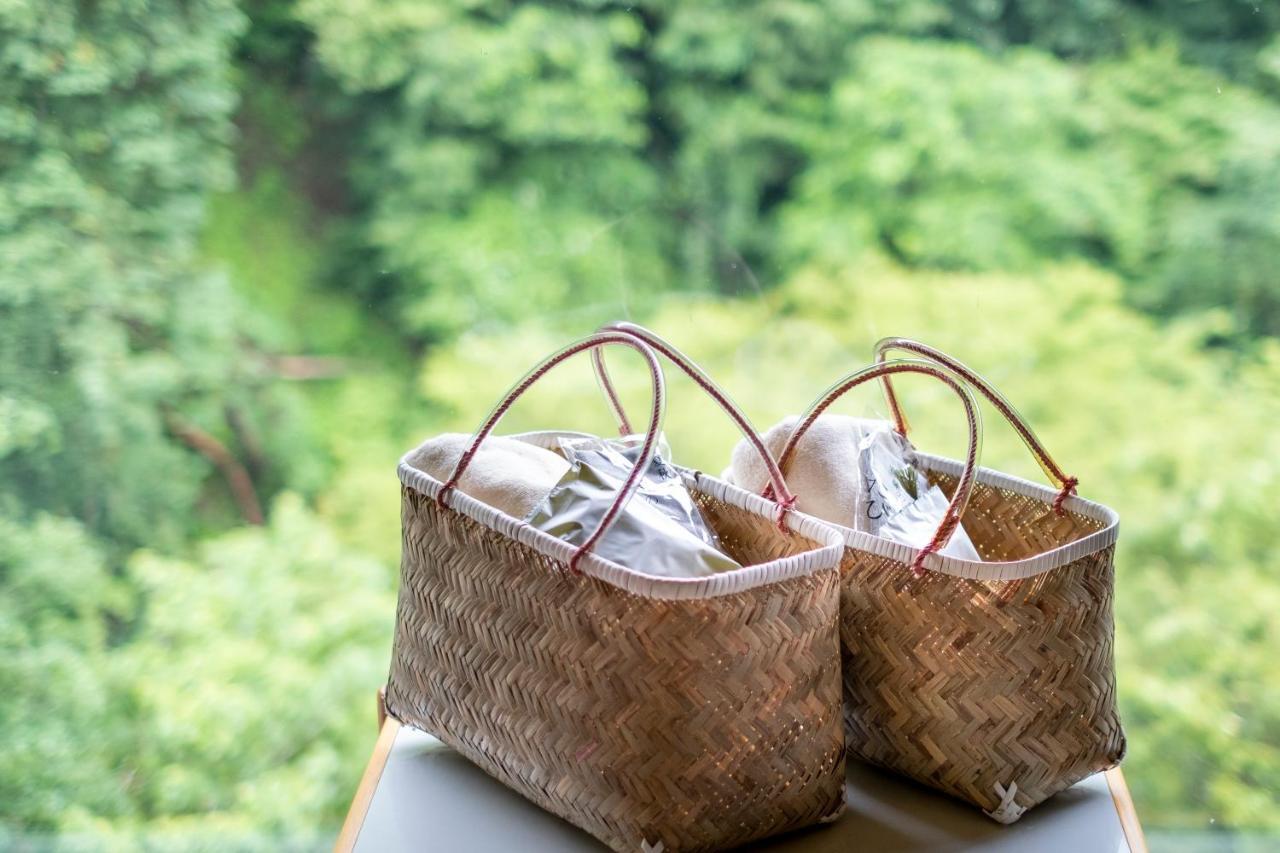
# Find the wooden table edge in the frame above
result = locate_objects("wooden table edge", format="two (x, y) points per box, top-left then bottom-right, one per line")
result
(334, 715), (401, 853)
(1104, 767), (1148, 853)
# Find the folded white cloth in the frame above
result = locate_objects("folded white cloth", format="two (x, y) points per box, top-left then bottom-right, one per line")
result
(404, 433), (569, 520)
(724, 415), (884, 530)
(726, 415), (982, 560)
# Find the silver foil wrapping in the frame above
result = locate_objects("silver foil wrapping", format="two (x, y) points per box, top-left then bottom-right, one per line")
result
(525, 435), (740, 578)
(858, 427), (982, 560)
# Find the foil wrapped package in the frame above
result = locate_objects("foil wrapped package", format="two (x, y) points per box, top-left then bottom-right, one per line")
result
(525, 435), (741, 578)
(858, 427), (983, 561)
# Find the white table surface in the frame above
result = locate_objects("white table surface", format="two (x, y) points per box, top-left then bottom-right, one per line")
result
(338, 718), (1146, 852)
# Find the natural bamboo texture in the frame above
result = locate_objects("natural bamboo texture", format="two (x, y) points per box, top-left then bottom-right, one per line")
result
(386, 484), (847, 853)
(839, 469), (1125, 821)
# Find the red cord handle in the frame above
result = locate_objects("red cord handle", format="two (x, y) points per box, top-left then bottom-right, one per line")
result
(591, 321), (798, 529)
(438, 332), (666, 574)
(873, 338), (1077, 514)
(776, 359), (984, 575)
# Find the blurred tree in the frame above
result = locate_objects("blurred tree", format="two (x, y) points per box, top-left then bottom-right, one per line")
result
(296, 0), (670, 341)
(0, 512), (133, 830)
(101, 494), (392, 843)
(0, 495), (392, 844)
(0, 1), (346, 839)
(291, 1), (1280, 342)
(1134, 155), (1280, 342)
(781, 40), (1280, 338)
(0, 0), (314, 548)
(868, 0), (1280, 75)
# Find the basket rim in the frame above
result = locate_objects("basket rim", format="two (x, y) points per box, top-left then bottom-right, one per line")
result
(397, 432), (845, 601)
(799, 451), (1120, 581)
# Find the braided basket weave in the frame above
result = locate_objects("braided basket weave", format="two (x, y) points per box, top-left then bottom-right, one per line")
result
(784, 339), (1125, 822)
(835, 454), (1123, 822)
(385, 333), (848, 852)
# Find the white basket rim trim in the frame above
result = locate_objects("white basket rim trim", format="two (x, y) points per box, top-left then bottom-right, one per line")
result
(398, 433), (844, 601)
(809, 451), (1119, 581)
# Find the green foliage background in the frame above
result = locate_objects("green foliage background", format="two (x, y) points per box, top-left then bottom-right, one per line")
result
(2, 0), (1278, 848)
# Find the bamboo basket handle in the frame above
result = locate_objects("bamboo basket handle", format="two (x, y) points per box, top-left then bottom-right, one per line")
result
(874, 337), (1078, 513)
(778, 359), (984, 575)
(590, 321), (797, 529)
(438, 332), (666, 574)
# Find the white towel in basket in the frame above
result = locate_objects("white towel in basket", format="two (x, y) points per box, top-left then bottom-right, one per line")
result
(405, 433), (569, 520)
(726, 415), (981, 560)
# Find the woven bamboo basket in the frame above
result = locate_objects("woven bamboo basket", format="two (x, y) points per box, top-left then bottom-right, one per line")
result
(776, 338), (1126, 823)
(384, 332), (849, 853)
(592, 326), (1125, 824)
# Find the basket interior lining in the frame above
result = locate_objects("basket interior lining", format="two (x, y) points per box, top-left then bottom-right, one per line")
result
(691, 488), (826, 569)
(928, 471), (1107, 562)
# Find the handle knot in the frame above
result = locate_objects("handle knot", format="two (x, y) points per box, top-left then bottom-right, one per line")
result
(774, 493), (798, 532)
(910, 541), (938, 577)
(1052, 476), (1078, 516)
